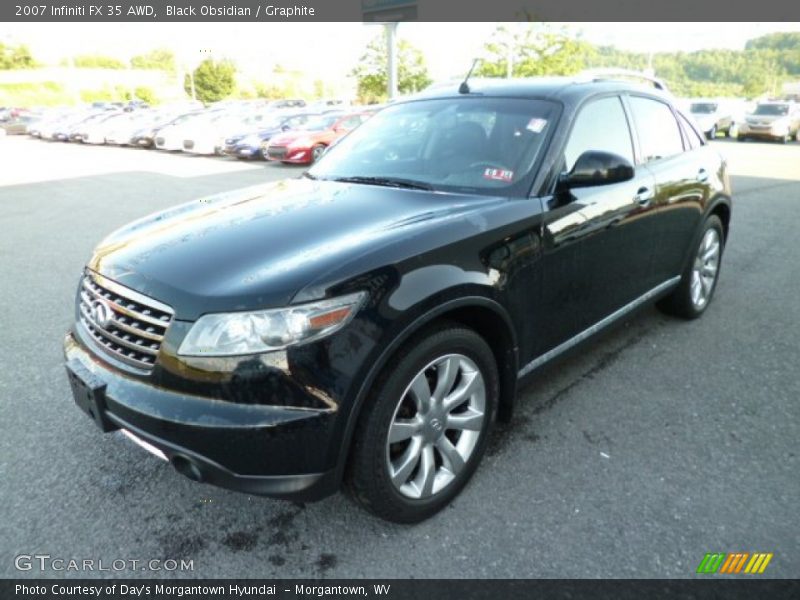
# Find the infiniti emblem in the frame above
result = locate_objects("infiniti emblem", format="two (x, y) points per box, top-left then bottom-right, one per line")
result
(430, 418), (444, 433)
(91, 300), (113, 328)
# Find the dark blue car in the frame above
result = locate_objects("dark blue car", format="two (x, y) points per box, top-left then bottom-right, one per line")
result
(223, 112), (313, 159)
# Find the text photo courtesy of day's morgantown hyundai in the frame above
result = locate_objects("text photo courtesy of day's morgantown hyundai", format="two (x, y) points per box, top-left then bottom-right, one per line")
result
(1, 2), (799, 597)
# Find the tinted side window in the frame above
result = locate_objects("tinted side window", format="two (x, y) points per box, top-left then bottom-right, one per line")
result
(629, 97), (684, 162)
(677, 112), (704, 149)
(564, 96), (633, 172)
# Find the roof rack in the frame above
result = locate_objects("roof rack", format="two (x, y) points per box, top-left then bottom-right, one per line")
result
(578, 68), (670, 92)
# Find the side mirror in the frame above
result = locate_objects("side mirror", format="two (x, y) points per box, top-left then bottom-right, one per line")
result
(560, 150), (635, 189)
(281, 124), (290, 131)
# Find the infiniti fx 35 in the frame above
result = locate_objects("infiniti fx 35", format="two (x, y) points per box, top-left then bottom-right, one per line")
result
(65, 77), (731, 523)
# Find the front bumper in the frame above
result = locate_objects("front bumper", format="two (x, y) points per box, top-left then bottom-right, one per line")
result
(266, 146), (312, 164)
(738, 123), (790, 140)
(63, 331), (340, 501)
(183, 139), (222, 155)
(229, 144), (260, 158)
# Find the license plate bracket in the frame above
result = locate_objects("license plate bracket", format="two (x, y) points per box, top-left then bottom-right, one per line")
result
(66, 358), (116, 432)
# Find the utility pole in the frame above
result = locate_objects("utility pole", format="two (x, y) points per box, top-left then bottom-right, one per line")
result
(506, 31), (514, 79)
(386, 22), (398, 100)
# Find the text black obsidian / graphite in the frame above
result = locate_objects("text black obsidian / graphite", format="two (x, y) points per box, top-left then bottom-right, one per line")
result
(164, 5), (316, 17)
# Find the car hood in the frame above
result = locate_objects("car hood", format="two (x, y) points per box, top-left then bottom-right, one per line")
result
(270, 130), (326, 146)
(88, 178), (505, 320)
(228, 127), (281, 143)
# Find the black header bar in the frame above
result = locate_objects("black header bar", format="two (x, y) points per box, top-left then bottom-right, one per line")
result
(3, 579), (800, 600)
(4, 0), (800, 22)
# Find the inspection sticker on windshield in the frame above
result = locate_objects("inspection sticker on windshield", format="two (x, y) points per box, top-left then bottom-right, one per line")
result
(483, 168), (514, 182)
(526, 118), (548, 133)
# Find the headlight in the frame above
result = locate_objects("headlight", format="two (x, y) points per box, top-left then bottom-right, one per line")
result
(178, 291), (366, 356)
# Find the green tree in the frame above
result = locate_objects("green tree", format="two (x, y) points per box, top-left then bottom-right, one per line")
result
(130, 48), (176, 72)
(0, 43), (36, 69)
(351, 34), (432, 103)
(184, 58), (236, 103)
(475, 24), (596, 78)
(133, 86), (157, 104)
(73, 54), (127, 69)
(745, 32), (800, 52)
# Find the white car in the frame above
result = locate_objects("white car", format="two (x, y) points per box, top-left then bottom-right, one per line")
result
(82, 112), (128, 145)
(154, 111), (214, 151)
(738, 101), (800, 143)
(105, 111), (163, 145)
(687, 98), (744, 139)
(182, 110), (280, 155)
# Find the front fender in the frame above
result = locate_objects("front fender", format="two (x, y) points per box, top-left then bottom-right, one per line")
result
(332, 289), (519, 487)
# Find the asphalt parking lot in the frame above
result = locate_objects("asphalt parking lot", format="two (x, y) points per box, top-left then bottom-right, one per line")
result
(0, 136), (798, 579)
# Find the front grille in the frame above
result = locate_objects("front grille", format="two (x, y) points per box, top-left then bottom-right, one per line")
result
(78, 271), (174, 372)
(268, 146), (288, 160)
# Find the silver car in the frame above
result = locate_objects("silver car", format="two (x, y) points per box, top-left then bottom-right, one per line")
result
(738, 101), (800, 143)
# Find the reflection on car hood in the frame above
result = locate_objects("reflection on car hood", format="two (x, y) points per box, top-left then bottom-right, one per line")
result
(88, 178), (504, 320)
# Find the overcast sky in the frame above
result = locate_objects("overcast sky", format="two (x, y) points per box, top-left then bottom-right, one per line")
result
(3, 22), (800, 82)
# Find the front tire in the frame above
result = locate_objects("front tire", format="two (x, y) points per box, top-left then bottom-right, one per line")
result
(657, 215), (724, 319)
(346, 324), (498, 523)
(310, 144), (326, 163)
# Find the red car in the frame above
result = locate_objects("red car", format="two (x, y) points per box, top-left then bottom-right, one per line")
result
(265, 111), (373, 164)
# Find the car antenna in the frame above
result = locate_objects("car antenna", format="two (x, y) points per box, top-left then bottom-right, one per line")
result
(459, 58), (480, 94)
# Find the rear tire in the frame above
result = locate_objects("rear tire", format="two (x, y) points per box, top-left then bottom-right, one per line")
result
(346, 323), (498, 523)
(657, 215), (725, 320)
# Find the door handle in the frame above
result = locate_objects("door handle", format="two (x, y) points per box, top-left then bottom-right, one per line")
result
(697, 168), (709, 183)
(634, 186), (653, 206)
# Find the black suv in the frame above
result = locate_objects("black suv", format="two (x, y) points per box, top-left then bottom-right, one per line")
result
(65, 77), (731, 523)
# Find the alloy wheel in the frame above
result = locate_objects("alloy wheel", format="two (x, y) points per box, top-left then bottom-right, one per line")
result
(386, 354), (486, 500)
(690, 228), (721, 309)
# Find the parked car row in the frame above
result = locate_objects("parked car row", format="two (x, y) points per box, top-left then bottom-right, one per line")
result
(681, 97), (800, 143)
(10, 97), (375, 165)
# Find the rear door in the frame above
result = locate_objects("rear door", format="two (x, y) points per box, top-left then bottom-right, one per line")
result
(626, 95), (712, 282)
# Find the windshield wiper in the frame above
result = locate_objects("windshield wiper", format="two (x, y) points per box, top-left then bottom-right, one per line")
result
(330, 176), (434, 191)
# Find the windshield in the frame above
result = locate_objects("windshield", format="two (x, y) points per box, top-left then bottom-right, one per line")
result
(300, 114), (341, 131)
(690, 103), (718, 114)
(309, 97), (558, 197)
(753, 104), (790, 116)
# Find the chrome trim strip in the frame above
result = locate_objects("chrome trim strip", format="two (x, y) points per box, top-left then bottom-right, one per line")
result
(79, 290), (164, 341)
(81, 281), (170, 328)
(120, 429), (168, 462)
(78, 307), (158, 356)
(77, 319), (154, 372)
(517, 276), (681, 379)
(86, 270), (174, 315)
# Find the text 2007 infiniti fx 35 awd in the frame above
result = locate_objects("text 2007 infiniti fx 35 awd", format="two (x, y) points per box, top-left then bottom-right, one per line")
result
(64, 77), (731, 523)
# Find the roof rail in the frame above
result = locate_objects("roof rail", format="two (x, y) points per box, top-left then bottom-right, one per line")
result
(579, 68), (670, 92)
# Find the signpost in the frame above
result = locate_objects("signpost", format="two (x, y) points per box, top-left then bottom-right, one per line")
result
(361, 0), (417, 21)
(362, 1), (416, 100)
